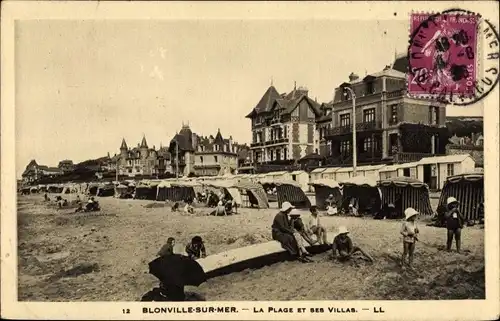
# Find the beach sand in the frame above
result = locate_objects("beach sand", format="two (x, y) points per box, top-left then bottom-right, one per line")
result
(17, 194), (485, 301)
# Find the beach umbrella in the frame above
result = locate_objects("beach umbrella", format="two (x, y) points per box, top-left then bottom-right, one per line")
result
(148, 254), (207, 287)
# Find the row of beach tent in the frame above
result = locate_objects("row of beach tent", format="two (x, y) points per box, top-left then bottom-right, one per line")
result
(19, 171), (484, 220)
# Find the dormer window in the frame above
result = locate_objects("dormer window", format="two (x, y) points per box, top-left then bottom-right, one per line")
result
(366, 81), (374, 95)
(363, 75), (376, 95)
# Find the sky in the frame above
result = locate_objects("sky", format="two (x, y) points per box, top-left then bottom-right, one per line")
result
(15, 19), (483, 178)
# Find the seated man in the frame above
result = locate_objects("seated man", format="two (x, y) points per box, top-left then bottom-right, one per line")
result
(332, 226), (373, 263)
(184, 201), (194, 214)
(171, 202), (180, 212)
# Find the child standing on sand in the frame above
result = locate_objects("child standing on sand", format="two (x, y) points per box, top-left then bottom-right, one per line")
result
(401, 208), (419, 267)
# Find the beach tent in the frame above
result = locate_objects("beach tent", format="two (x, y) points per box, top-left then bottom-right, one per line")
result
(309, 179), (343, 210)
(201, 180), (243, 206)
(274, 180), (311, 209)
(38, 185), (47, 193)
(61, 184), (78, 194)
(29, 186), (39, 194)
(339, 176), (381, 215)
(135, 181), (160, 200)
(156, 180), (199, 202)
(97, 184), (115, 197)
(437, 173), (484, 221)
(378, 177), (433, 218)
(47, 184), (63, 193)
(114, 184), (131, 198)
(87, 183), (100, 196)
(21, 186), (31, 195)
(204, 179), (269, 209)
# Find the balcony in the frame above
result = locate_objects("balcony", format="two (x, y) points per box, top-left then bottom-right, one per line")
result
(250, 142), (264, 148)
(264, 137), (289, 146)
(386, 89), (405, 99)
(269, 118), (282, 126)
(325, 121), (382, 137)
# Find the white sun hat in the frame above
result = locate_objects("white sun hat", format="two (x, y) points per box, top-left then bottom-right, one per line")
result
(338, 226), (349, 235)
(404, 207), (419, 220)
(280, 201), (295, 212)
(447, 197), (459, 205)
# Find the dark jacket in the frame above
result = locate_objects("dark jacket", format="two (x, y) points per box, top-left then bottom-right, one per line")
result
(271, 212), (294, 236)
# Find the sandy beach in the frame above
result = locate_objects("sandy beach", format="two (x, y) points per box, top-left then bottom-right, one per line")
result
(17, 194), (485, 301)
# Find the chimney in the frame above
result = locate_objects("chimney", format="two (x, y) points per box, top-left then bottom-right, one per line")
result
(229, 135), (233, 152)
(348, 72), (359, 82)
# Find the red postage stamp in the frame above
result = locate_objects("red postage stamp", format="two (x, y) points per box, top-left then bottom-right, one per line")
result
(408, 12), (479, 98)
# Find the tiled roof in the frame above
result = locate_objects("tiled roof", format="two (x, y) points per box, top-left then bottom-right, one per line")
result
(246, 86), (282, 117)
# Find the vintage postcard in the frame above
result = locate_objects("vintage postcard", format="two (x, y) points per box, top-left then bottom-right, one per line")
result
(1, 1), (499, 320)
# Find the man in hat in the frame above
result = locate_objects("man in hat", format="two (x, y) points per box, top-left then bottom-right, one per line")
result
(306, 206), (329, 245)
(445, 197), (465, 252)
(400, 208), (420, 267)
(272, 202), (307, 262)
(331, 226), (373, 263)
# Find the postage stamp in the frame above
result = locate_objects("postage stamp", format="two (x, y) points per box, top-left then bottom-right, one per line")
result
(1, 2), (499, 321)
(408, 11), (479, 100)
(408, 8), (499, 105)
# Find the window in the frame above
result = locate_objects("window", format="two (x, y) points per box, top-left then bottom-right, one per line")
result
(128, 168), (132, 173)
(214, 156), (218, 163)
(283, 126), (287, 138)
(200, 156), (203, 163)
(366, 81), (374, 95)
(429, 106), (439, 125)
(363, 108), (375, 123)
(390, 105), (398, 124)
(340, 113), (351, 127)
(340, 140), (351, 154)
(284, 148), (288, 160)
(447, 164), (454, 176)
(363, 137), (374, 152)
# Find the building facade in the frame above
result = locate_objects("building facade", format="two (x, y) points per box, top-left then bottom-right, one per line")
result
(58, 160), (74, 173)
(22, 160), (64, 183)
(317, 55), (448, 167)
(115, 136), (172, 177)
(169, 124), (247, 176)
(245, 84), (322, 172)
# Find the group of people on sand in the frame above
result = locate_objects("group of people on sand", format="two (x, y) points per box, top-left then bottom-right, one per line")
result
(273, 195), (466, 268)
(271, 201), (372, 263)
(171, 191), (237, 216)
(157, 235), (207, 260)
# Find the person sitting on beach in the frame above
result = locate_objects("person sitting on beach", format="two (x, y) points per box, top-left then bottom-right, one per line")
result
(184, 200), (194, 214)
(185, 236), (207, 260)
(325, 194), (337, 216)
(289, 210), (316, 258)
(44, 193), (49, 201)
(215, 201), (227, 216)
(271, 202), (309, 263)
(157, 237), (176, 257)
(306, 206), (329, 245)
(332, 226), (373, 263)
(171, 202), (180, 212)
(401, 208), (419, 267)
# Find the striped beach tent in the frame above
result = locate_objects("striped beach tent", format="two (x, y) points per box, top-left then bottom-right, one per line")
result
(437, 173), (484, 221)
(309, 179), (343, 210)
(274, 180), (311, 209)
(338, 176), (381, 215)
(378, 177), (433, 217)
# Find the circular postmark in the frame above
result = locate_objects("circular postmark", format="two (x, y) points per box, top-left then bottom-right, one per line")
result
(407, 8), (499, 106)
